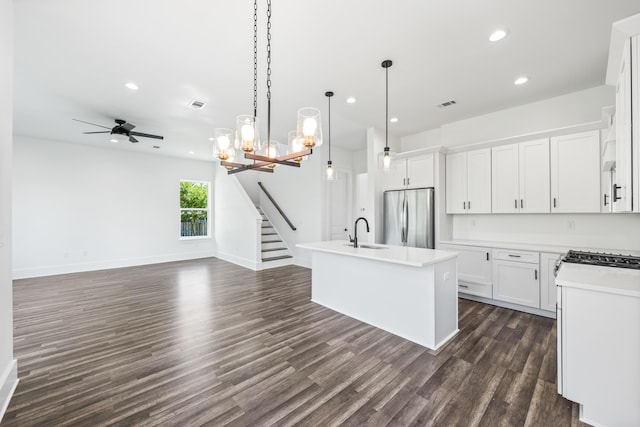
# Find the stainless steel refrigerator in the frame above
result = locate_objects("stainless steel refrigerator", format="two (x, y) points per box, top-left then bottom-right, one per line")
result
(383, 187), (435, 249)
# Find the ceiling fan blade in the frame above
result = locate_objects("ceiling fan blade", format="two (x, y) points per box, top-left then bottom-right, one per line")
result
(129, 136), (139, 143)
(83, 131), (111, 134)
(73, 118), (111, 129)
(121, 122), (136, 132)
(129, 131), (164, 140)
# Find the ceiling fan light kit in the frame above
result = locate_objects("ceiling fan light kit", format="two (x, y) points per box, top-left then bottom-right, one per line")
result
(214, 0), (318, 175)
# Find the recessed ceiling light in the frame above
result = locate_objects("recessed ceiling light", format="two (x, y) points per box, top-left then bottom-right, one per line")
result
(489, 29), (507, 42)
(346, 97), (356, 104)
(208, 137), (215, 141)
(188, 151), (195, 155)
(390, 117), (399, 123)
(514, 76), (529, 85)
(109, 138), (118, 143)
(125, 82), (139, 90)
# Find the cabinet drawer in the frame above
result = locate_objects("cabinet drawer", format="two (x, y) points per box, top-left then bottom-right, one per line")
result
(458, 280), (492, 298)
(492, 248), (538, 264)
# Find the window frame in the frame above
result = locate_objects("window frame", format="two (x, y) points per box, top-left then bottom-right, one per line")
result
(179, 179), (211, 240)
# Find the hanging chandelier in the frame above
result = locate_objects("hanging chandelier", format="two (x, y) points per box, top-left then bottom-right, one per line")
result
(213, 0), (322, 174)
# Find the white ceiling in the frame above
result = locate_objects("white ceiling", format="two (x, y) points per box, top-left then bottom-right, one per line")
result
(13, 0), (640, 161)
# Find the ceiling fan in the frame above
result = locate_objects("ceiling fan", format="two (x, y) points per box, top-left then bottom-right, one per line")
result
(73, 118), (164, 143)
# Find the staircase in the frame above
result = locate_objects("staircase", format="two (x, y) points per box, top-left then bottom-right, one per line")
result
(258, 207), (294, 268)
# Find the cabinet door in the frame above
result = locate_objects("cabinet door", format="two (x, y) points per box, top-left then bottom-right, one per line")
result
(519, 139), (550, 213)
(440, 244), (492, 298)
(614, 38), (633, 212)
(540, 252), (561, 312)
(550, 130), (600, 213)
(384, 158), (407, 191)
(446, 152), (467, 214)
(492, 259), (540, 308)
(467, 148), (492, 213)
(407, 154), (434, 188)
(633, 36), (640, 212)
(491, 144), (519, 213)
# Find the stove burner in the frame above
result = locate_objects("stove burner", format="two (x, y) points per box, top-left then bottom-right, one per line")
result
(563, 250), (640, 270)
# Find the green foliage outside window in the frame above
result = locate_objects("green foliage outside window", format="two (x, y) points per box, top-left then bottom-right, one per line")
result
(180, 181), (209, 237)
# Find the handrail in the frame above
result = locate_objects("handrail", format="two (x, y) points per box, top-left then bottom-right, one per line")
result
(258, 182), (297, 231)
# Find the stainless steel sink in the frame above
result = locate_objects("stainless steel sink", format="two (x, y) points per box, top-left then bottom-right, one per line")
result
(344, 243), (387, 249)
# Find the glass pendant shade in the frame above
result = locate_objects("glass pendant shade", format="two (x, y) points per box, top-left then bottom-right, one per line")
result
(326, 160), (335, 181)
(213, 128), (235, 161)
(235, 115), (260, 153)
(383, 147), (391, 171)
(260, 140), (280, 168)
(288, 130), (305, 162)
(296, 107), (322, 148)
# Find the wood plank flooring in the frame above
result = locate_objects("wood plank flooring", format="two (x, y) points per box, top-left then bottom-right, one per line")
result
(2, 257), (587, 426)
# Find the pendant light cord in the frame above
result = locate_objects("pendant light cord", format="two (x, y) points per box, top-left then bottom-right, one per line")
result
(385, 64), (388, 149)
(328, 94), (331, 161)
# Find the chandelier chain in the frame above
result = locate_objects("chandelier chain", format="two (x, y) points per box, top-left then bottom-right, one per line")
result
(266, 0), (272, 101)
(253, 0), (258, 117)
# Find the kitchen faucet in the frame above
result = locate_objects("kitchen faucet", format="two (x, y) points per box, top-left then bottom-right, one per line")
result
(351, 217), (370, 248)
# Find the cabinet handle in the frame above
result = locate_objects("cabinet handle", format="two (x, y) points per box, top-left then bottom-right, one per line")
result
(463, 201), (466, 210)
(459, 284), (469, 289)
(614, 185), (622, 201)
(553, 197), (557, 208)
(534, 269), (538, 280)
(407, 178), (410, 185)
(508, 254), (521, 258)
(403, 178), (406, 186)
(515, 199), (518, 209)
(520, 199), (523, 208)
(604, 193), (609, 206)
(486, 252), (489, 261)
(468, 201), (471, 209)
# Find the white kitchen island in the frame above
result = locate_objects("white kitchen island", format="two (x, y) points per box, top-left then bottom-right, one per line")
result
(297, 241), (459, 350)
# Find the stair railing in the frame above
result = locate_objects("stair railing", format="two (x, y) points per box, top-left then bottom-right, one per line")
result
(258, 182), (297, 231)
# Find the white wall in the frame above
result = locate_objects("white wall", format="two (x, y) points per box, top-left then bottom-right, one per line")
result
(214, 167), (262, 269)
(401, 85), (614, 151)
(0, 0), (17, 419)
(13, 137), (216, 278)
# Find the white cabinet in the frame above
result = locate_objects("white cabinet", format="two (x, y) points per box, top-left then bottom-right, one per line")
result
(445, 148), (491, 214)
(439, 243), (492, 298)
(539, 252), (562, 312)
(550, 130), (601, 213)
(613, 35), (640, 212)
(492, 139), (550, 213)
(492, 249), (540, 309)
(384, 154), (434, 190)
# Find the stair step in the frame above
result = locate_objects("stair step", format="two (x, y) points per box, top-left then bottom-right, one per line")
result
(262, 239), (282, 244)
(261, 232), (277, 236)
(261, 225), (273, 228)
(262, 255), (294, 262)
(262, 247), (287, 253)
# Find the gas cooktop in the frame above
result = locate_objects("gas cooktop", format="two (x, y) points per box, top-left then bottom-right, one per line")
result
(563, 250), (640, 270)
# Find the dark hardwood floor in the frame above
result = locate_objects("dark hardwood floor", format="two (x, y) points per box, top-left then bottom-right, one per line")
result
(2, 258), (587, 426)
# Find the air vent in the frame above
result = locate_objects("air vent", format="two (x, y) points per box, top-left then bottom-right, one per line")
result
(436, 100), (457, 108)
(188, 100), (207, 109)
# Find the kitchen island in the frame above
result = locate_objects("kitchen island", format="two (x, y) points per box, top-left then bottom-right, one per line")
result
(297, 240), (459, 350)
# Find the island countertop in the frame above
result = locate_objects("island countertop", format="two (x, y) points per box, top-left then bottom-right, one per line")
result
(297, 240), (457, 267)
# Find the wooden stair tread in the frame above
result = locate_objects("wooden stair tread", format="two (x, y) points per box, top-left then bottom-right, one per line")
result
(262, 255), (293, 262)
(261, 239), (282, 244)
(261, 247), (287, 252)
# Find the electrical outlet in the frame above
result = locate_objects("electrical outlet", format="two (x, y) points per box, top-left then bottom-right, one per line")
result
(443, 272), (450, 281)
(568, 220), (576, 230)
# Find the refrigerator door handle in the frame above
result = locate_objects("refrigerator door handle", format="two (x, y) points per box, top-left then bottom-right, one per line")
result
(401, 197), (406, 243)
(403, 196), (409, 244)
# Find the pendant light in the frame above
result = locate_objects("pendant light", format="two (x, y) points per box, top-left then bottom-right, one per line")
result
(325, 91), (335, 181)
(381, 59), (392, 171)
(213, 0), (318, 174)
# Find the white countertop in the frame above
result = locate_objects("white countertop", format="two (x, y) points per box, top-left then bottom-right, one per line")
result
(439, 239), (640, 256)
(556, 262), (640, 298)
(297, 240), (457, 267)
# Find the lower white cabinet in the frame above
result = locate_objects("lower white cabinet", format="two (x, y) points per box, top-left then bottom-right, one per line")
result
(439, 243), (492, 298)
(492, 249), (540, 309)
(540, 252), (562, 312)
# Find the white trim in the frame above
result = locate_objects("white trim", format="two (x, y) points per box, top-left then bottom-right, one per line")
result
(213, 251), (260, 271)
(458, 293), (556, 318)
(12, 252), (214, 279)
(0, 359), (18, 423)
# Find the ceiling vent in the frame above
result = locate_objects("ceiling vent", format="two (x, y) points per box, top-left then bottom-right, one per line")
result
(188, 100), (207, 109)
(436, 100), (457, 108)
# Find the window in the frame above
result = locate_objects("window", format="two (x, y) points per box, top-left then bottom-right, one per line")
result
(180, 180), (210, 238)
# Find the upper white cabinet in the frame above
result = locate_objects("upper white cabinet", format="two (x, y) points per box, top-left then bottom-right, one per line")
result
(446, 148), (491, 214)
(613, 35), (640, 212)
(550, 130), (601, 213)
(492, 139), (550, 213)
(384, 154), (434, 191)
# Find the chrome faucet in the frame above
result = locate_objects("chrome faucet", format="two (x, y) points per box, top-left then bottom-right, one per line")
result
(352, 217), (370, 248)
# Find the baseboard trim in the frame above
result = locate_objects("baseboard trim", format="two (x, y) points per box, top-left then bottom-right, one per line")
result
(0, 359), (18, 423)
(459, 294), (556, 319)
(12, 251), (214, 279)
(214, 252), (259, 271)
